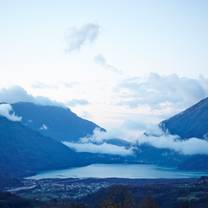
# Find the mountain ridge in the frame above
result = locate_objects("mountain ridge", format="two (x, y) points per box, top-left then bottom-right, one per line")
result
(11, 102), (105, 142)
(160, 97), (208, 139)
(0, 116), (84, 179)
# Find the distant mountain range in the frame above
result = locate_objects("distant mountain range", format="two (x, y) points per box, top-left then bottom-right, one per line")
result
(0, 102), (134, 187)
(12, 102), (105, 142)
(0, 98), (208, 189)
(160, 97), (208, 139)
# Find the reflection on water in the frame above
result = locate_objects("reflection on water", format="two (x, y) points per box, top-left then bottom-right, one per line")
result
(28, 164), (207, 179)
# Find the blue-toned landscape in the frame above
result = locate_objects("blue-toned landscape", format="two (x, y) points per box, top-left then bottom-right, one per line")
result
(1, 1), (208, 208)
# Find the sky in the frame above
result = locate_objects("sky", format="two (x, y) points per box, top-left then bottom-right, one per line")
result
(1, 0), (208, 130)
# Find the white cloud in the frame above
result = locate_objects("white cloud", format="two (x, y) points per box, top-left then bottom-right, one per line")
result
(116, 73), (208, 114)
(67, 99), (89, 107)
(63, 141), (133, 156)
(31, 82), (58, 90)
(77, 125), (208, 156)
(31, 81), (79, 90)
(113, 123), (208, 156)
(63, 125), (208, 156)
(94, 54), (122, 74)
(0, 86), (33, 104)
(138, 133), (208, 155)
(0, 104), (22, 122)
(65, 23), (100, 53)
(0, 86), (62, 106)
(80, 127), (139, 144)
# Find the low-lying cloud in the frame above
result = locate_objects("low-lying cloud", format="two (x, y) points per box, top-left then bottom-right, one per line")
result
(134, 125), (208, 156)
(66, 23), (100, 53)
(62, 127), (134, 156)
(0, 104), (22, 122)
(63, 141), (133, 156)
(80, 127), (140, 144)
(69, 125), (208, 156)
(137, 128), (208, 155)
(134, 124), (208, 156)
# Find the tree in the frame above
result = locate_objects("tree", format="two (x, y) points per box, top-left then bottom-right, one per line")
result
(178, 200), (189, 208)
(139, 196), (159, 208)
(100, 185), (134, 208)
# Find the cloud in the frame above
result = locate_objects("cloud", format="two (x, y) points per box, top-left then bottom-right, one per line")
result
(67, 99), (90, 107)
(77, 125), (208, 156)
(0, 86), (33, 104)
(31, 82), (58, 90)
(94, 54), (122, 74)
(63, 124), (208, 156)
(62, 128), (134, 156)
(80, 111), (92, 119)
(116, 73), (208, 113)
(0, 104), (22, 121)
(65, 23), (100, 53)
(0, 86), (61, 106)
(31, 81), (80, 90)
(80, 127), (142, 145)
(113, 122), (208, 156)
(138, 131), (208, 155)
(62, 82), (80, 88)
(63, 141), (133, 156)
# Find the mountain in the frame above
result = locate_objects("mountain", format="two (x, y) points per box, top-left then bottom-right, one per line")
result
(158, 97), (208, 171)
(134, 143), (185, 167)
(0, 116), (86, 179)
(160, 97), (208, 139)
(134, 142), (208, 171)
(0, 114), (136, 188)
(12, 102), (105, 142)
(178, 155), (208, 171)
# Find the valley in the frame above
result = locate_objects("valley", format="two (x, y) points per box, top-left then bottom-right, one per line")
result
(2, 2), (208, 206)
(0, 99), (208, 207)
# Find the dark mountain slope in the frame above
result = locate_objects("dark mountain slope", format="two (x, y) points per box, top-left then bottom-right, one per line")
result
(12, 102), (105, 142)
(178, 155), (208, 171)
(0, 115), (136, 186)
(0, 116), (83, 178)
(160, 97), (208, 139)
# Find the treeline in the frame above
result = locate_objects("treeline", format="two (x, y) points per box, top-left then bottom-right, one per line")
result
(0, 187), (197, 208)
(0, 191), (159, 208)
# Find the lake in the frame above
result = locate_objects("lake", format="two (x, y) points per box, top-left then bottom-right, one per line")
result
(28, 164), (208, 179)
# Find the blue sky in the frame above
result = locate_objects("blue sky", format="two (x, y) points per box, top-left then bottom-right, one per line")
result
(1, 0), (208, 130)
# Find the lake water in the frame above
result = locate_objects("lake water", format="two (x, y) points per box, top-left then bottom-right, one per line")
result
(28, 164), (208, 179)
